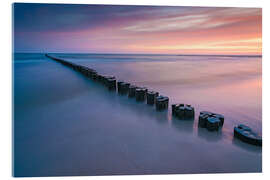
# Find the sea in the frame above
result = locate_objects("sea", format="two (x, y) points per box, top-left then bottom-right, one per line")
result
(13, 53), (262, 177)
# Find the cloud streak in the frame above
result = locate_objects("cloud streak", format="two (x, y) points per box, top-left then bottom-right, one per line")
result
(13, 3), (262, 55)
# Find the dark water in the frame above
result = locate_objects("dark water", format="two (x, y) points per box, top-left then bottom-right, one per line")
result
(13, 53), (262, 177)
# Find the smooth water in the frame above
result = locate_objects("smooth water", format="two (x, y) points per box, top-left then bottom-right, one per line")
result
(13, 53), (262, 177)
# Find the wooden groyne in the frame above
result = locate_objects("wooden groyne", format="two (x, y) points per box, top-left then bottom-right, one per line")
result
(45, 53), (262, 146)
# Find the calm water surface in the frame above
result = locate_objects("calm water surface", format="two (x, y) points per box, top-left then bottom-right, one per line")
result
(13, 53), (262, 177)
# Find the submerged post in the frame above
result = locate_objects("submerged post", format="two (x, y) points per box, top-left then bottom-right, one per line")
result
(155, 95), (169, 111)
(146, 91), (159, 105)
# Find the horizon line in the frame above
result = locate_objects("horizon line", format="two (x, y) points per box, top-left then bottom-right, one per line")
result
(13, 52), (262, 57)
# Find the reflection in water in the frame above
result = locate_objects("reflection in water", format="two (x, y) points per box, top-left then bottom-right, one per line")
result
(197, 126), (223, 142)
(232, 138), (262, 153)
(73, 54), (261, 134)
(111, 92), (170, 125)
(154, 110), (169, 124)
(171, 116), (194, 133)
(14, 53), (262, 176)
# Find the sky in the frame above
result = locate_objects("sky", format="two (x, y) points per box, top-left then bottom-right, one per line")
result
(13, 3), (262, 55)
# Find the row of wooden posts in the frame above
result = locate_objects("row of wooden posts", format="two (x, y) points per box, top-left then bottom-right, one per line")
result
(45, 54), (262, 146)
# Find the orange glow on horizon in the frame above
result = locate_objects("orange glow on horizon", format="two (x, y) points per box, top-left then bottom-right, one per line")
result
(15, 6), (262, 55)
(74, 8), (261, 55)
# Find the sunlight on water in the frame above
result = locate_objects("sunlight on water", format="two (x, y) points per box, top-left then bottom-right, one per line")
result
(65, 54), (262, 132)
(13, 53), (262, 177)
